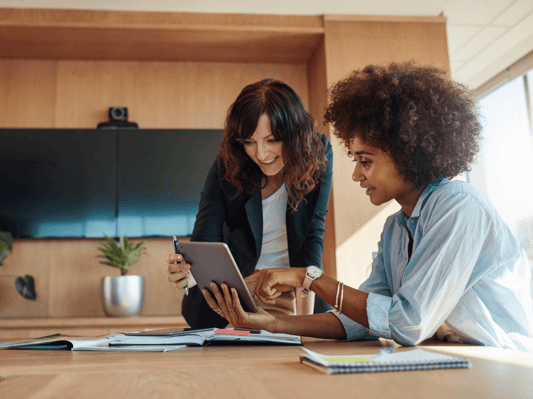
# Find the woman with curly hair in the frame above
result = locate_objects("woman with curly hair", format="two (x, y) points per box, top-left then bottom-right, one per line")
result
(167, 78), (333, 328)
(204, 62), (533, 352)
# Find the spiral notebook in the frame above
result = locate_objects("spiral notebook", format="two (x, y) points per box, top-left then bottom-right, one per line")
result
(300, 348), (471, 375)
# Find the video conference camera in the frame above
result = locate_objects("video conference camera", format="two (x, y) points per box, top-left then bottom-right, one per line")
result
(97, 107), (139, 129)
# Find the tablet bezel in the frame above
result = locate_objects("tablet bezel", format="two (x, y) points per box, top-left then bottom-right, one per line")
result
(175, 241), (259, 313)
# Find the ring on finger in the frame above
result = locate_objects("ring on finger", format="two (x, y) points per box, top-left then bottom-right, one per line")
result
(229, 308), (236, 317)
(214, 308), (224, 316)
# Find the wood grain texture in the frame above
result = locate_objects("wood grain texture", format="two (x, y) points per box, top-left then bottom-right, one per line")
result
(324, 14), (447, 23)
(307, 40), (337, 279)
(324, 20), (450, 85)
(0, 8), (324, 64)
(0, 239), (51, 318)
(0, 8), (324, 29)
(52, 60), (309, 129)
(0, 59), (57, 128)
(0, 338), (532, 399)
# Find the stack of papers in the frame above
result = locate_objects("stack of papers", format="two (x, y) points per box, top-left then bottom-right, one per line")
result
(112, 327), (303, 347)
(0, 328), (302, 352)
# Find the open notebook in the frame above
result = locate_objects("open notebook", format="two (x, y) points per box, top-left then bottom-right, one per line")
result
(300, 348), (471, 374)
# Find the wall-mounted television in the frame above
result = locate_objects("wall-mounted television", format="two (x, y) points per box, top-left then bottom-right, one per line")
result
(0, 129), (224, 238)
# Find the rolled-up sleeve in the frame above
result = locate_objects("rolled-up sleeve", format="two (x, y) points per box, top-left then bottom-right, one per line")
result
(367, 293), (393, 338)
(328, 293), (391, 341)
(329, 310), (379, 341)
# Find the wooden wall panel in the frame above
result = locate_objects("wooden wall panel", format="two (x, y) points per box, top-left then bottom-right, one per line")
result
(52, 60), (308, 129)
(0, 59), (309, 129)
(323, 19), (450, 289)
(0, 59), (57, 128)
(0, 240), (52, 317)
(307, 40), (337, 279)
(324, 20), (450, 86)
(0, 238), (184, 318)
(47, 239), (111, 317)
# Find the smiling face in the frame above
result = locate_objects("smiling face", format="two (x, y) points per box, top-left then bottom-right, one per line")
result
(243, 114), (285, 177)
(349, 137), (422, 216)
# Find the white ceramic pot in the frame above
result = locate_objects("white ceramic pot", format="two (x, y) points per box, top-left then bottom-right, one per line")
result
(102, 275), (144, 317)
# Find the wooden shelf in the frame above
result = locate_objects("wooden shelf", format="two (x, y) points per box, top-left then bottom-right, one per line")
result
(0, 8), (324, 63)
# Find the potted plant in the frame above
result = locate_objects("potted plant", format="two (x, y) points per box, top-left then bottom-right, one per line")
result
(0, 231), (37, 301)
(98, 235), (147, 317)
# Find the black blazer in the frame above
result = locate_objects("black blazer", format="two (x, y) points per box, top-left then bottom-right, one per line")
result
(182, 134), (333, 328)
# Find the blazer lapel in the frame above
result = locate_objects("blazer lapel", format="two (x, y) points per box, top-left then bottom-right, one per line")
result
(244, 191), (263, 257)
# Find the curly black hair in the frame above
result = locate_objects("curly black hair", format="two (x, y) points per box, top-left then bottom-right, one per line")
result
(324, 61), (482, 188)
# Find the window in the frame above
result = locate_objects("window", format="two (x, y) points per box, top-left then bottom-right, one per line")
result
(468, 63), (533, 296)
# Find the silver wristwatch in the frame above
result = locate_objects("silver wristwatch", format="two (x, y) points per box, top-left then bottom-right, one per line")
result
(301, 266), (323, 297)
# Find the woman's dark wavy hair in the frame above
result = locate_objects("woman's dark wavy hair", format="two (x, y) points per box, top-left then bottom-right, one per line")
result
(221, 78), (327, 210)
(324, 61), (482, 188)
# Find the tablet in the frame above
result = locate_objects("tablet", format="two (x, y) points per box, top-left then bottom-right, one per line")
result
(175, 241), (258, 313)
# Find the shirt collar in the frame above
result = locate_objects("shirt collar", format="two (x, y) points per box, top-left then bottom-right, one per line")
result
(395, 179), (450, 227)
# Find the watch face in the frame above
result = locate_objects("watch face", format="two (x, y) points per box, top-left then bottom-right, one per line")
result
(307, 266), (322, 278)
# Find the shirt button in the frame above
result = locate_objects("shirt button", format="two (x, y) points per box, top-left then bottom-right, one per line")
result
(410, 220), (414, 224)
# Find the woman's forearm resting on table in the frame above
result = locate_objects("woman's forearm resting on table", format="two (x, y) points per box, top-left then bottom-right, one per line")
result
(309, 274), (370, 329)
(270, 312), (347, 339)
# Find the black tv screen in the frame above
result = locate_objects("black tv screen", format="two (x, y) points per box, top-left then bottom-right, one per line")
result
(0, 129), (224, 238)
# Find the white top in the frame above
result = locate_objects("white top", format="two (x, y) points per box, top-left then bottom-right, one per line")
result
(254, 183), (290, 270)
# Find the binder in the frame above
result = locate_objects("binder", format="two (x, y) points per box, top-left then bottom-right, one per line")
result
(300, 348), (471, 374)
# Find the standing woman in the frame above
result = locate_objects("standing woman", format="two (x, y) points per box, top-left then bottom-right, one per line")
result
(167, 78), (333, 329)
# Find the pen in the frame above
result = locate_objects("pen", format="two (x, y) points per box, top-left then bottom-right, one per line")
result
(173, 235), (189, 296)
(233, 327), (261, 334)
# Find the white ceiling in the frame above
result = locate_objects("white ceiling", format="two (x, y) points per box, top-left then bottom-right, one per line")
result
(3, 0), (533, 90)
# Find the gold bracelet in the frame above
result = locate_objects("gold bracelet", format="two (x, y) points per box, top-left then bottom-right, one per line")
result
(339, 282), (345, 315)
(334, 281), (341, 310)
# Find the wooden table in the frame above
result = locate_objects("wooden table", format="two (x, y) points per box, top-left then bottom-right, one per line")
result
(1, 337), (532, 399)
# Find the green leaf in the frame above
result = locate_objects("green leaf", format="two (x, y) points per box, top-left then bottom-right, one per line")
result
(0, 231), (13, 265)
(0, 241), (10, 265)
(97, 235), (147, 270)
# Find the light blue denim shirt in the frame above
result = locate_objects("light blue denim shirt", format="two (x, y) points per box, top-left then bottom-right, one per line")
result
(331, 179), (533, 352)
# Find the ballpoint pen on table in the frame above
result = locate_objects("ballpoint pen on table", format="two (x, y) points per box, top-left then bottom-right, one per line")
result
(173, 235), (189, 295)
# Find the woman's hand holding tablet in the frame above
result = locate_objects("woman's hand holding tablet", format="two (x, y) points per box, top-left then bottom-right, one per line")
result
(203, 282), (276, 330)
(174, 241), (258, 313)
